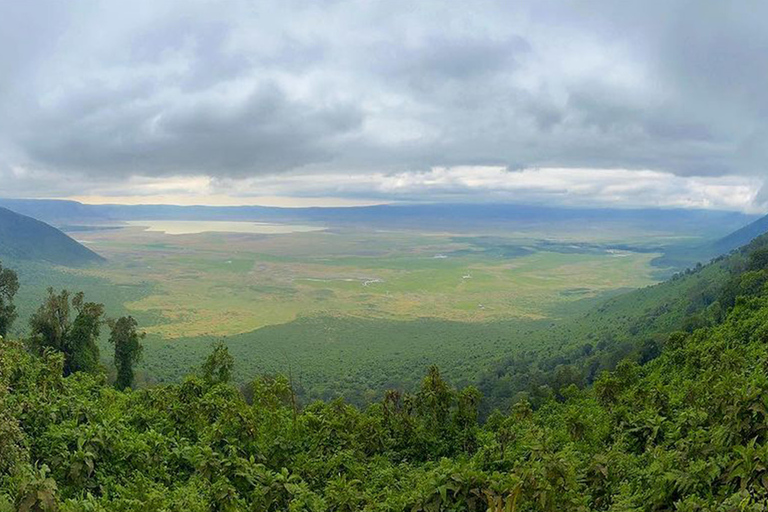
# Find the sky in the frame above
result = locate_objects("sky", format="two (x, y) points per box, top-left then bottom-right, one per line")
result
(0, 0), (766, 212)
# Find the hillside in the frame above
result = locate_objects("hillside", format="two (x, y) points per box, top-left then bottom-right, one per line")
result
(653, 212), (768, 270)
(2, 235), (768, 509)
(0, 207), (104, 266)
(473, 233), (762, 412)
(712, 212), (768, 254)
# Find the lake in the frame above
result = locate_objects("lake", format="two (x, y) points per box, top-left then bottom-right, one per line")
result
(125, 220), (325, 235)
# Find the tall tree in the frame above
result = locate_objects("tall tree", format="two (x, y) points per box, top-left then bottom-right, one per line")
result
(202, 341), (234, 385)
(29, 288), (70, 353)
(108, 316), (144, 390)
(29, 288), (105, 375)
(0, 262), (19, 337)
(68, 293), (105, 374)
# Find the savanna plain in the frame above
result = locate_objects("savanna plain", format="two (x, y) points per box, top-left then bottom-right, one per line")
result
(10, 217), (684, 403)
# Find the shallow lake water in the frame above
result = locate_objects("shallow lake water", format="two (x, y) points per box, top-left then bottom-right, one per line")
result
(125, 220), (325, 235)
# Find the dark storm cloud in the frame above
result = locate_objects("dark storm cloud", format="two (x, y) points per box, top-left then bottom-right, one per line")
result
(22, 82), (362, 176)
(0, 0), (765, 207)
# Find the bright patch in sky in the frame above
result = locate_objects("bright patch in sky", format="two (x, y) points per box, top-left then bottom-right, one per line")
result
(69, 168), (764, 213)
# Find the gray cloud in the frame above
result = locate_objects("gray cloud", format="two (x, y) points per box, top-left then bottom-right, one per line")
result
(22, 82), (362, 176)
(0, 0), (765, 209)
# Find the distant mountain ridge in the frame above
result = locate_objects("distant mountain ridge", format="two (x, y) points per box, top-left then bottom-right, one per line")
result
(0, 207), (104, 266)
(0, 198), (762, 274)
(0, 198), (757, 238)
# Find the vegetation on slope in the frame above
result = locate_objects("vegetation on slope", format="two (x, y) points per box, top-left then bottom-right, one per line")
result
(2, 235), (768, 509)
(0, 207), (104, 267)
(475, 238), (758, 414)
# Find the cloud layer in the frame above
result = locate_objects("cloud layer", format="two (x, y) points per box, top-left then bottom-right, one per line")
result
(0, 1), (766, 211)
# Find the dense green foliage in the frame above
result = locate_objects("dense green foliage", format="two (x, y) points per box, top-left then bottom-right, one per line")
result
(108, 316), (144, 390)
(138, 317), (548, 405)
(0, 207), (104, 266)
(0, 262), (19, 337)
(475, 241), (756, 413)
(2, 235), (768, 509)
(202, 342), (235, 386)
(29, 289), (106, 376)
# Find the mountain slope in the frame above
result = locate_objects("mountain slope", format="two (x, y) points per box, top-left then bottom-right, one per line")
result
(648, 211), (768, 271)
(476, 231), (765, 411)
(712, 212), (768, 254)
(0, 207), (104, 266)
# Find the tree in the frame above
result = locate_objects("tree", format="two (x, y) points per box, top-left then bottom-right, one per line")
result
(202, 341), (234, 385)
(418, 365), (453, 427)
(29, 289), (105, 375)
(29, 289), (71, 353)
(0, 262), (19, 337)
(747, 246), (768, 271)
(108, 316), (144, 390)
(67, 293), (105, 374)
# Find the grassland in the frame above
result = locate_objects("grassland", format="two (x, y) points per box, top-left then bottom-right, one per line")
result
(67, 224), (661, 338)
(7, 219), (701, 402)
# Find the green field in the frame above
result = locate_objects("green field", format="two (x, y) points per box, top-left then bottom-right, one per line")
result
(8, 220), (698, 402)
(68, 225), (662, 336)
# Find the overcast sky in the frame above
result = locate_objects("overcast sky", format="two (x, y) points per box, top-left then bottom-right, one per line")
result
(0, 1), (766, 212)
